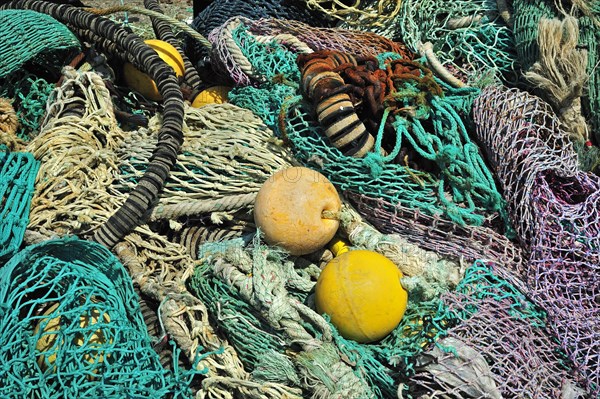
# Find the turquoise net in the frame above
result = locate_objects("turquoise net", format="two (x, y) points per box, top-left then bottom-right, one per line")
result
(225, 28), (509, 229)
(0, 9), (80, 79)
(0, 237), (203, 399)
(0, 72), (55, 140)
(512, 0), (600, 143)
(393, 0), (519, 84)
(0, 146), (39, 264)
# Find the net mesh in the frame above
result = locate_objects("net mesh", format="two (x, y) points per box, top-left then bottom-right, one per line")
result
(209, 17), (411, 86)
(0, 72), (55, 141)
(390, 0), (518, 85)
(0, 146), (39, 264)
(302, 0), (400, 28)
(473, 85), (600, 396)
(409, 261), (585, 398)
(211, 20), (508, 229)
(511, 0), (600, 144)
(187, 236), (457, 399)
(0, 237), (200, 399)
(186, 0), (333, 71)
(0, 9), (80, 79)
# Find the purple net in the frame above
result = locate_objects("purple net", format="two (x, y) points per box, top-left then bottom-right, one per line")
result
(346, 191), (526, 282)
(473, 86), (600, 396)
(409, 262), (586, 398)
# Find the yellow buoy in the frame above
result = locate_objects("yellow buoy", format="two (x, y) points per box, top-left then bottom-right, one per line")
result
(123, 39), (185, 101)
(315, 246), (408, 343)
(254, 166), (342, 256)
(191, 85), (231, 108)
(35, 302), (111, 374)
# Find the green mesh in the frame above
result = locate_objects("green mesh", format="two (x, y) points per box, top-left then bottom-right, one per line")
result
(0, 10), (80, 79)
(189, 259), (287, 371)
(0, 72), (55, 140)
(394, 0), (519, 84)
(511, 0), (556, 71)
(229, 83), (298, 131)
(0, 146), (39, 264)
(280, 87), (508, 227)
(224, 29), (508, 227)
(188, 238), (455, 397)
(0, 237), (204, 399)
(579, 11), (600, 142)
(512, 0), (600, 143)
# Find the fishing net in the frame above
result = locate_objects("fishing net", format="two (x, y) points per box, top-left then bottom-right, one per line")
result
(209, 18), (508, 229)
(0, 9), (80, 79)
(186, 0), (333, 71)
(389, 0), (518, 85)
(116, 102), (297, 258)
(408, 261), (586, 398)
(209, 17), (411, 86)
(473, 85), (600, 396)
(0, 237), (199, 399)
(302, 0), (401, 29)
(511, 0), (600, 144)
(0, 72), (55, 141)
(346, 192), (525, 276)
(187, 233), (459, 398)
(282, 59), (508, 228)
(0, 146), (39, 264)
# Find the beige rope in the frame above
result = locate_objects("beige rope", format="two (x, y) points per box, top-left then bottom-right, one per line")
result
(419, 42), (467, 88)
(149, 193), (256, 221)
(86, 5), (212, 49)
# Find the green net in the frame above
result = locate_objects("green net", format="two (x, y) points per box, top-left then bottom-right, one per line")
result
(392, 0), (518, 84)
(280, 86), (508, 227)
(578, 10), (600, 143)
(511, 0), (556, 71)
(224, 28), (508, 228)
(0, 146), (39, 264)
(0, 9), (80, 79)
(187, 236), (456, 398)
(0, 72), (55, 140)
(512, 0), (600, 143)
(0, 237), (203, 399)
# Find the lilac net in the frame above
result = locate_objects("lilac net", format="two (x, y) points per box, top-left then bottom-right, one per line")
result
(473, 86), (600, 395)
(409, 262), (585, 398)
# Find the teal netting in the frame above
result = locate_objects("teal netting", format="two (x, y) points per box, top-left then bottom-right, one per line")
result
(0, 237), (204, 399)
(512, 0), (600, 143)
(393, 0), (519, 84)
(280, 85), (508, 227)
(225, 28), (508, 228)
(188, 237), (454, 398)
(578, 10), (600, 143)
(0, 9), (80, 79)
(511, 0), (556, 71)
(0, 72), (55, 140)
(0, 146), (39, 264)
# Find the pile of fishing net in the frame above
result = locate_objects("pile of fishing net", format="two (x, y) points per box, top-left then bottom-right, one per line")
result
(0, 0), (599, 397)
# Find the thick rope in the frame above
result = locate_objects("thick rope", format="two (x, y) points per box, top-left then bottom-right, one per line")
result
(418, 41), (466, 88)
(149, 193), (256, 221)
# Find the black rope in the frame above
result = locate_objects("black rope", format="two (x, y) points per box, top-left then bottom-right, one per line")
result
(4, 0), (185, 249)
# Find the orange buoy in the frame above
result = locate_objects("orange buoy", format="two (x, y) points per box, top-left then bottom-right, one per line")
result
(254, 166), (341, 255)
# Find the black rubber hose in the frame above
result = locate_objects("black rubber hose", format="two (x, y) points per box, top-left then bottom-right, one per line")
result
(143, 0), (203, 100)
(3, 0), (185, 249)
